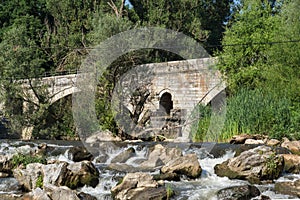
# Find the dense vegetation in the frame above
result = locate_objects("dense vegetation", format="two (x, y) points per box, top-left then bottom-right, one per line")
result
(192, 0), (300, 141)
(0, 0), (299, 141)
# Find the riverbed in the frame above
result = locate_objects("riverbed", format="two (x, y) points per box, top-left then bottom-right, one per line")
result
(0, 140), (298, 199)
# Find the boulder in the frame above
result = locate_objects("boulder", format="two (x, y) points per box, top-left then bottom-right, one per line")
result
(0, 194), (23, 200)
(65, 161), (99, 189)
(14, 161), (99, 191)
(153, 172), (180, 181)
(161, 154), (202, 179)
(107, 163), (150, 173)
(282, 154), (300, 173)
(266, 139), (280, 147)
(111, 172), (167, 200)
(230, 134), (255, 144)
(85, 130), (121, 143)
(94, 154), (109, 164)
(245, 139), (264, 145)
(13, 163), (44, 191)
(42, 162), (68, 187)
(0, 154), (13, 176)
(31, 187), (51, 200)
(140, 144), (182, 168)
(77, 192), (97, 200)
(67, 147), (93, 162)
(230, 134), (266, 144)
(281, 138), (300, 155)
(214, 146), (284, 184)
(50, 186), (80, 200)
(275, 179), (300, 197)
(111, 147), (136, 163)
(217, 185), (261, 200)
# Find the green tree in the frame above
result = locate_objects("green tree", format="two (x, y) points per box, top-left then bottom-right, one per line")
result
(128, 0), (233, 53)
(217, 0), (278, 93)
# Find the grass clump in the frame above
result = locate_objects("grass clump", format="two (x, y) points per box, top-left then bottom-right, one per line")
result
(11, 153), (47, 168)
(36, 174), (44, 188)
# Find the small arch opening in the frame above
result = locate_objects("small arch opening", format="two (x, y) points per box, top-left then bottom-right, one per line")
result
(159, 92), (173, 115)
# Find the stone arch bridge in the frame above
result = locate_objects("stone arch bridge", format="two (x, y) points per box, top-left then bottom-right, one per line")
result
(3, 57), (225, 139)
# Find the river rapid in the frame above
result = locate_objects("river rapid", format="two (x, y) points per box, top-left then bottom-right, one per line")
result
(0, 140), (299, 200)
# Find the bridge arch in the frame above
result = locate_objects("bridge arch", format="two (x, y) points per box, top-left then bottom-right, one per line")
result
(159, 92), (173, 115)
(50, 87), (80, 105)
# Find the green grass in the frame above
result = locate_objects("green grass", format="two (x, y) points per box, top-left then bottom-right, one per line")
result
(11, 153), (47, 168)
(191, 88), (300, 142)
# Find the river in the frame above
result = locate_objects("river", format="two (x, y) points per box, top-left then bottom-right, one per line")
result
(0, 140), (299, 199)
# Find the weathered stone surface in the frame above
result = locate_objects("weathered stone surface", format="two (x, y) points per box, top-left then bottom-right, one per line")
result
(230, 134), (266, 144)
(77, 192), (97, 200)
(111, 172), (168, 200)
(0, 154), (13, 176)
(94, 154), (109, 164)
(281, 138), (300, 155)
(127, 186), (167, 200)
(245, 139), (264, 145)
(107, 163), (153, 173)
(214, 146), (284, 184)
(0, 194), (23, 200)
(42, 162), (68, 187)
(266, 139), (280, 147)
(67, 146), (93, 162)
(217, 185), (260, 200)
(282, 154), (300, 173)
(275, 179), (300, 197)
(111, 147), (136, 163)
(50, 186), (80, 200)
(13, 163), (44, 191)
(230, 134), (255, 144)
(140, 144), (182, 168)
(153, 172), (180, 181)
(65, 161), (99, 189)
(161, 154), (202, 178)
(31, 187), (51, 200)
(0, 172), (9, 178)
(14, 161), (99, 191)
(85, 130), (121, 143)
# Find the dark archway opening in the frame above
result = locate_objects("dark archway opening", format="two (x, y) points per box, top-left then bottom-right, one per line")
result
(159, 92), (173, 115)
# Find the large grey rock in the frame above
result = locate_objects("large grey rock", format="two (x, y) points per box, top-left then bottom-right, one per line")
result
(13, 163), (44, 191)
(282, 154), (300, 173)
(230, 134), (265, 144)
(214, 146), (284, 184)
(42, 162), (68, 187)
(281, 138), (300, 155)
(85, 130), (121, 143)
(266, 139), (280, 147)
(140, 144), (182, 168)
(50, 186), (80, 200)
(0, 154), (13, 176)
(77, 192), (97, 200)
(31, 187), (51, 200)
(111, 172), (168, 200)
(67, 146), (93, 162)
(217, 185), (260, 200)
(111, 147), (136, 163)
(161, 154), (202, 179)
(14, 161), (99, 191)
(275, 179), (300, 198)
(65, 161), (99, 189)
